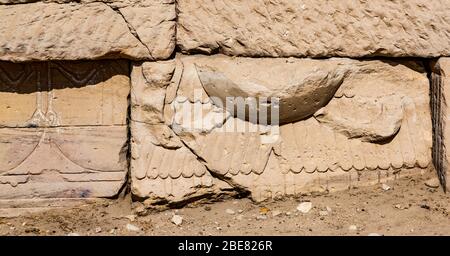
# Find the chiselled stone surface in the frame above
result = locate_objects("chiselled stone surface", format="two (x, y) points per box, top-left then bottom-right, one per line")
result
(430, 58), (450, 192)
(130, 60), (234, 204)
(314, 95), (404, 142)
(133, 55), (432, 202)
(130, 122), (235, 204)
(131, 60), (175, 124)
(177, 0), (450, 58)
(0, 0), (175, 61)
(0, 0), (153, 5)
(0, 60), (129, 199)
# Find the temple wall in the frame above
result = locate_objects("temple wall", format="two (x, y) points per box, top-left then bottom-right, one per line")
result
(0, 0), (449, 208)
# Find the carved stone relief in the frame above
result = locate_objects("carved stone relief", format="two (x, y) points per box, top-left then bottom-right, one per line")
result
(0, 60), (130, 199)
(131, 55), (432, 203)
(130, 60), (235, 205)
(0, 0), (446, 215)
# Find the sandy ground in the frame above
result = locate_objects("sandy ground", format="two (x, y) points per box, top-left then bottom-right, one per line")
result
(0, 172), (449, 236)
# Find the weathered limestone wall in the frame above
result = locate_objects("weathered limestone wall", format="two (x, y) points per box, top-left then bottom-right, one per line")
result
(0, 0), (448, 208)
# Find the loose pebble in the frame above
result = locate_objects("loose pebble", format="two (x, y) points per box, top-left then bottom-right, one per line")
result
(171, 215), (183, 226)
(297, 202), (313, 213)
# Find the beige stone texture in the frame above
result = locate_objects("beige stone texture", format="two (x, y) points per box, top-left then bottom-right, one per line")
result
(431, 58), (450, 192)
(314, 95), (404, 142)
(130, 121), (235, 204)
(0, 0), (156, 6)
(0, 0), (175, 61)
(131, 60), (175, 124)
(146, 55), (432, 202)
(0, 0), (444, 209)
(130, 61), (234, 204)
(0, 60), (130, 199)
(177, 0), (450, 58)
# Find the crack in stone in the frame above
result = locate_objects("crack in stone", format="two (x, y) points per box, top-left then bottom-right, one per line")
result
(0, 0), (143, 7)
(104, 3), (155, 60)
(130, 116), (250, 194)
(173, 130), (252, 197)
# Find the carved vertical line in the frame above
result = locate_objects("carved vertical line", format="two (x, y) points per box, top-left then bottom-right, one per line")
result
(36, 69), (42, 115)
(47, 62), (52, 113)
(46, 62), (60, 127)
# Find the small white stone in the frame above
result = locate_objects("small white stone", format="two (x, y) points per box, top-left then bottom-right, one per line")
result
(226, 209), (235, 215)
(238, 209), (243, 213)
(394, 204), (409, 210)
(286, 211), (292, 216)
(381, 183), (391, 191)
(67, 232), (80, 236)
(368, 233), (382, 236)
(256, 215), (267, 220)
(326, 206), (332, 212)
(95, 227), (102, 233)
(126, 224), (141, 232)
(171, 215), (183, 226)
(348, 225), (358, 231)
(297, 202), (313, 213)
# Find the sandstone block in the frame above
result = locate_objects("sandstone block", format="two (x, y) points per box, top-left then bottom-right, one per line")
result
(130, 121), (235, 204)
(131, 55), (432, 202)
(177, 0), (450, 58)
(130, 61), (235, 205)
(0, 0), (175, 61)
(0, 60), (129, 199)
